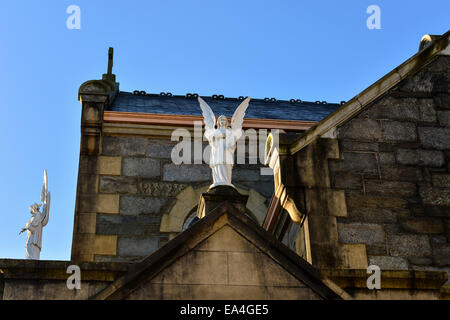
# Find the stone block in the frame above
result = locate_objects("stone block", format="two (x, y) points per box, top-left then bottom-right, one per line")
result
(137, 180), (186, 197)
(340, 140), (379, 152)
(387, 235), (432, 256)
(399, 218), (444, 234)
(338, 244), (368, 269)
(396, 149), (445, 167)
(102, 136), (148, 156)
(366, 244), (388, 255)
(128, 283), (297, 300)
(431, 235), (447, 244)
(331, 172), (363, 190)
(362, 97), (423, 121)
(437, 111), (450, 127)
(379, 166), (423, 182)
(418, 127), (450, 150)
(232, 168), (260, 181)
(118, 237), (159, 257)
(382, 121), (417, 142)
(379, 143), (395, 152)
(137, 215), (160, 224)
(227, 252), (302, 287)
(408, 257), (432, 266)
(151, 250), (228, 285)
(368, 256), (408, 270)
(78, 194), (120, 214)
(338, 223), (385, 245)
(147, 142), (175, 159)
(434, 94), (450, 110)
(418, 102), (437, 122)
(76, 234), (117, 256)
(76, 212), (96, 234)
(425, 56), (450, 73)
(364, 180), (417, 197)
(78, 156), (97, 175)
(378, 152), (395, 165)
(327, 190), (348, 217)
(346, 207), (402, 224)
(97, 156), (121, 175)
(423, 205), (450, 217)
(96, 214), (144, 236)
(77, 174), (99, 194)
(399, 69), (434, 93)
(346, 195), (408, 209)
(419, 187), (450, 206)
(142, 224), (161, 235)
(120, 196), (168, 215)
(163, 164), (211, 182)
(328, 152), (378, 174)
(432, 245), (450, 266)
(308, 215), (338, 245)
(99, 176), (138, 194)
(432, 174), (450, 187)
(122, 158), (161, 177)
(383, 224), (402, 235)
(337, 119), (382, 141)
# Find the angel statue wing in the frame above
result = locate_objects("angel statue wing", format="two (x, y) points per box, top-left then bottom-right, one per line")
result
(231, 97), (251, 140)
(40, 169), (50, 227)
(198, 97), (216, 140)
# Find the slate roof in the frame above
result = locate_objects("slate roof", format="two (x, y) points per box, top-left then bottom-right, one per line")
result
(108, 91), (342, 122)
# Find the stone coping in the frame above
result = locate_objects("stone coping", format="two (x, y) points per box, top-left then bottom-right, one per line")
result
(0, 259), (131, 281)
(321, 268), (448, 290)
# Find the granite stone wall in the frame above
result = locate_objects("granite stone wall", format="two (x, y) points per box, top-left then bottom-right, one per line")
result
(93, 135), (274, 262)
(329, 56), (450, 275)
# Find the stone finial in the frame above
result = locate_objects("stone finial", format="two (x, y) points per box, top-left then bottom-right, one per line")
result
(102, 47), (116, 83)
(419, 34), (441, 52)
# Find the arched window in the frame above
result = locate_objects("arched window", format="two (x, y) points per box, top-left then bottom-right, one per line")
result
(182, 207), (200, 231)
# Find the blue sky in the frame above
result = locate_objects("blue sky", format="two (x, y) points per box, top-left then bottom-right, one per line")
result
(0, 0), (448, 260)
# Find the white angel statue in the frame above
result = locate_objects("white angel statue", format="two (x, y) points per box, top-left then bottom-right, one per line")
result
(20, 169), (51, 260)
(198, 97), (250, 189)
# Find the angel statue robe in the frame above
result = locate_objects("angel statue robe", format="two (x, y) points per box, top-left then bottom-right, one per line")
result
(24, 211), (46, 259)
(205, 127), (236, 187)
(23, 170), (50, 260)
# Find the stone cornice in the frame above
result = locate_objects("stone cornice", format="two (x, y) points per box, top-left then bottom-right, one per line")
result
(103, 111), (316, 131)
(321, 268), (448, 291)
(0, 259), (130, 281)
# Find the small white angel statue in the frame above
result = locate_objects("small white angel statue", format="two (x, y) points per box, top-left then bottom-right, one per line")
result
(19, 170), (51, 260)
(198, 97), (250, 189)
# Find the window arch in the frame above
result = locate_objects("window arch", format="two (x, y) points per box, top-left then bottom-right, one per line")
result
(160, 185), (268, 239)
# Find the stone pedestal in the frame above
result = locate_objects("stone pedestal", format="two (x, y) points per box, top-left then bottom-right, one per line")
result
(197, 186), (249, 219)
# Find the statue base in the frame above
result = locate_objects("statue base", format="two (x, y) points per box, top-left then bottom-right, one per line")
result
(197, 185), (249, 219)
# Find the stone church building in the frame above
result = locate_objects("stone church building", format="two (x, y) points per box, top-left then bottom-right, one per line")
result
(0, 31), (449, 300)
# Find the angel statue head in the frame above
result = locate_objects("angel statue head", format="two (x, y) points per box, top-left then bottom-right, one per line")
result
(29, 203), (42, 214)
(198, 96), (251, 189)
(217, 115), (228, 128)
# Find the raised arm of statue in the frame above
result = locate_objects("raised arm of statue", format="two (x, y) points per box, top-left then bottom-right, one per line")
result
(40, 170), (50, 227)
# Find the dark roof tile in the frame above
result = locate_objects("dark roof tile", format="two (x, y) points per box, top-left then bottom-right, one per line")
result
(108, 92), (341, 122)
